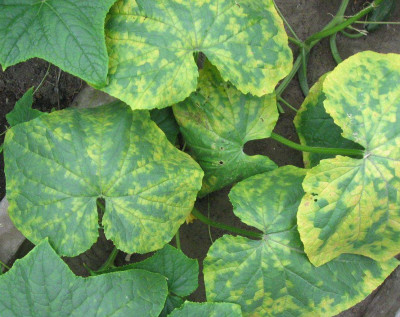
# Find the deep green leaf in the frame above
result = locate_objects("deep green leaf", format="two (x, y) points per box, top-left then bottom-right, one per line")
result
(298, 51), (400, 266)
(168, 301), (242, 317)
(173, 61), (278, 196)
(293, 74), (363, 168)
(0, 0), (115, 86)
(0, 239), (168, 317)
(102, 0), (292, 109)
(4, 102), (203, 256)
(109, 244), (199, 316)
(151, 108), (180, 145)
(6, 88), (45, 127)
(204, 166), (399, 316)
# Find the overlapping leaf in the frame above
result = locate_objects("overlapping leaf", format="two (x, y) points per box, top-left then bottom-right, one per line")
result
(169, 301), (242, 317)
(204, 166), (399, 316)
(102, 0), (292, 109)
(110, 244), (199, 316)
(0, 239), (168, 317)
(151, 108), (180, 145)
(294, 74), (363, 168)
(6, 88), (45, 127)
(173, 62), (278, 196)
(297, 51), (400, 266)
(4, 102), (203, 256)
(0, 0), (116, 86)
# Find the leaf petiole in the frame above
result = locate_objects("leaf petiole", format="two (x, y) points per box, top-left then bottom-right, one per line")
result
(191, 208), (262, 239)
(270, 132), (364, 156)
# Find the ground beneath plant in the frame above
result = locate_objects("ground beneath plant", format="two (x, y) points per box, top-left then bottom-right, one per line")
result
(1, 1), (399, 316)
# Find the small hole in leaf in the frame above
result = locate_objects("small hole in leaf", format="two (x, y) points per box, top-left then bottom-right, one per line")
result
(314, 199), (318, 202)
(220, 146), (224, 150)
(219, 161), (224, 165)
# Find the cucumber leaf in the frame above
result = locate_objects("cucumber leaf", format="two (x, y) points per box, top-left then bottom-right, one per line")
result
(298, 51), (400, 266)
(109, 244), (199, 316)
(0, 0), (116, 86)
(102, 0), (292, 109)
(0, 239), (168, 317)
(204, 166), (399, 316)
(173, 61), (278, 196)
(6, 88), (45, 127)
(151, 108), (180, 145)
(168, 301), (242, 317)
(4, 102), (203, 256)
(294, 74), (363, 168)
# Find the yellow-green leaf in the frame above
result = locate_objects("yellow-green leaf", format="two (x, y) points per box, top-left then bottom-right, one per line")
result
(204, 166), (399, 316)
(102, 0), (292, 110)
(169, 301), (242, 317)
(298, 51), (400, 266)
(173, 61), (278, 196)
(4, 102), (203, 256)
(293, 74), (363, 168)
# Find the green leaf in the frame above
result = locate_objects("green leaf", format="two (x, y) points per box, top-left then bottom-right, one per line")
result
(6, 88), (45, 127)
(151, 108), (180, 145)
(102, 0), (292, 110)
(173, 61), (278, 196)
(297, 51), (400, 266)
(0, 0), (116, 86)
(4, 102), (203, 256)
(204, 166), (399, 316)
(293, 75), (363, 168)
(168, 301), (242, 317)
(0, 239), (168, 317)
(110, 244), (199, 316)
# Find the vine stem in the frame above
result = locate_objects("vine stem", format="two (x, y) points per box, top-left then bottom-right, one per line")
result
(191, 208), (262, 239)
(97, 247), (119, 272)
(270, 132), (364, 156)
(175, 230), (181, 250)
(305, 0), (384, 45)
(0, 260), (10, 270)
(276, 0), (382, 97)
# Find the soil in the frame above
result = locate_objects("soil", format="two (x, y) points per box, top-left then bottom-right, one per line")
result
(1, 1), (400, 316)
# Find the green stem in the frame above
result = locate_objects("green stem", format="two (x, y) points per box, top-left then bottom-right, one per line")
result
(298, 48), (309, 96)
(305, 0), (383, 45)
(354, 20), (400, 25)
(0, 260), (10, 270)
(340, 29), (366, 39)
(175, 229), (181, 250)
(274, 1), (301, 41)
(191, 208), (262, 239)
(270, 132), (364, 156)
(278, 96), (297, 112)
(97, 247), (118, 272)
(329, 33), (343, 64)
(276, 55), (302, 96)
(288, 37), (304, 48)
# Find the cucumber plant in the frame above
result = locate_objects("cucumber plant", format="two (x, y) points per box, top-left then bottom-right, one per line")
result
(0, 0), (399, 316)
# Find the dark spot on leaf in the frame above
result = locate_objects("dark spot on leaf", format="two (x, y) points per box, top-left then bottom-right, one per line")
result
(260, 117), (264, 122)
(314, 199), (318, 202)
(220, 146), (224, 150)
(219, 161), (224, 165)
